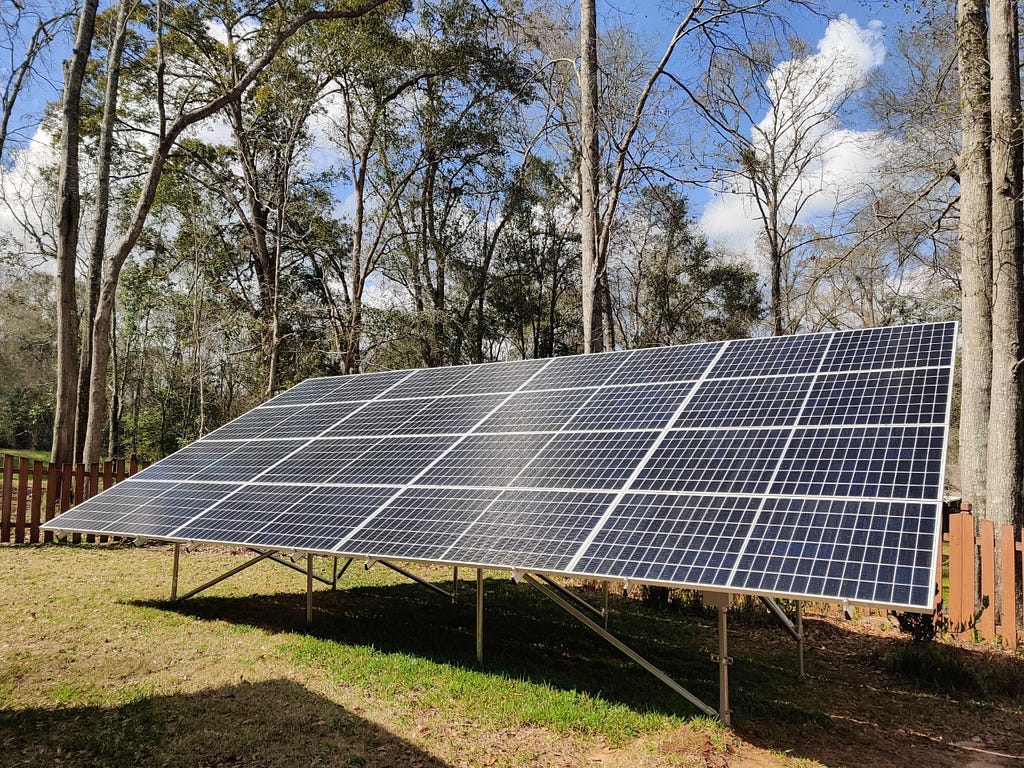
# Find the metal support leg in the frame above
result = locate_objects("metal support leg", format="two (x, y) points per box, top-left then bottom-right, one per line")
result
(306, 554), (314, 625)
(716, 607), (731, 726)
(476, 568), (484, 664)
(332, 557), (339, 591)
(796, 601), (805, 678)
(171, 543), (180, 601)
(602, 580), (609, 630)
(524, 574), (718, 718)
(453, 566), (459, 604)
(175, 550), (275, 602)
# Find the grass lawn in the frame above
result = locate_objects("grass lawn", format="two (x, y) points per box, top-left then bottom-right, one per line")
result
(1, 544), (1022, 767)
(0, 449), (48, 466)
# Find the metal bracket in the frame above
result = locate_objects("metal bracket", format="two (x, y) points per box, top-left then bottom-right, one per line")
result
(710, 654), (733, 665)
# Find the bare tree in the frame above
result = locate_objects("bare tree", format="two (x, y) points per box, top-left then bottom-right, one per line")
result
(956, 0), (993, 519)
(985, 0), (1022, 530)
(52, 0), (99, 464)
(0, 2), (71, 163)
(683, 29), (876, 335)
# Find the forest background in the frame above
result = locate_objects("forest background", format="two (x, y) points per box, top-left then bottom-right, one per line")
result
(0, 0), (973, 503)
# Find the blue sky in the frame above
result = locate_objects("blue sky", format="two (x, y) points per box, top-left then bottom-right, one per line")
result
(0, 0), (927, 261)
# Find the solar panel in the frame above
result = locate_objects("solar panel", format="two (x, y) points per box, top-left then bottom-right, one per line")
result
(43, 322), (957, 611)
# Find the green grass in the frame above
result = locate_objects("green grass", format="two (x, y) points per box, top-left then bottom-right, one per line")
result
(0, 449), (48, 466)
(2, 545), (1022, 768)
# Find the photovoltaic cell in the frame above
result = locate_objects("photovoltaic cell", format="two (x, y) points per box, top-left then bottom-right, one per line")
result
(710, 332), (830, 378)
(44, 322), (957, 611)
(821, 322), (955, 372)
(799, 368), (950, 426)
(566, 382), (694, 431)
(728, 497), (937, 607)
(631, 429), (789, 495)
(770, 426), (945, 499)
(246, 486), (396, 552)
(574, 494), (762, 586)
(444, 489), (617, 572)
(672, 376), (812, 428)
(343, 487), (502, 560)
(612, 343), (718, 385)
(513, 431), (660, 490)
(418, 432), (555, 487)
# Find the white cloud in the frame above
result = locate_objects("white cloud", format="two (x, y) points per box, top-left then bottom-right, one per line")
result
(699, 16), (886, 263)
(0, 125), (58, 270)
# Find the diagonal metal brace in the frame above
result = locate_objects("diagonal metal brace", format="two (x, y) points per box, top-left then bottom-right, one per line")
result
(522, 573), (718, 719)
(378, 560), (453, 600)
(174, 550), (276, 602)
(251, 549), (333, 586)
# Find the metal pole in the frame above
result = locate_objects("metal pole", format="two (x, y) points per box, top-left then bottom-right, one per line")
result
(796, 600), (805, 678)
(306, 554), (314, 625)
(171, 543), (180, 601)
(718, 607), (731, 726)
(476, 568), (484, 664)
(336, 557), (354, 581)
(534, 573), (604, 620)
(602, 580), (609, 630)
(175, 550), (275, 601)
(453, 566), (459, 603)
(332, 556), (338, 591)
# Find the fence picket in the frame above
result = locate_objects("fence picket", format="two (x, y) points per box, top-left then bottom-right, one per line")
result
(1, 455), (12, 543)
(998, 524), (1017, 647)
(29, 460), (42, 544)
(979, 520), (996, 641)
(15, 457), (28, 544)
(44, 463), (57, 543)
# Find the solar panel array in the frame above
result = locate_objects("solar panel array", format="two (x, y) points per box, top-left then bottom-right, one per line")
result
(43, 322), (956, 611)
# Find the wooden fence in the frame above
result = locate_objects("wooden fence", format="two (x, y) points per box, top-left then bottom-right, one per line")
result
(0, 454), (149, 545)
(945, 508), (1023, 647)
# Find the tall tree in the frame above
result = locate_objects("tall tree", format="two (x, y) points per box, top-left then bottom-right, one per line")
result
(986, 0), (1022, 529)
(75, 0), (132, 460)
(52, 0), (99, 464)
(79, 0), (394, 464)
(956, 0), (993, 519)
(578, 0), (601, 353)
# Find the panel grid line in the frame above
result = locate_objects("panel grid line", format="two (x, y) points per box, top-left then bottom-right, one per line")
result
(328, 357), (560, 552)
(720, 333), (839, 590)
(563, 341), (733, 572)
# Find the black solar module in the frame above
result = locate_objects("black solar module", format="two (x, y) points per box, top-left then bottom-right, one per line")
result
(43, 321), (956, 611)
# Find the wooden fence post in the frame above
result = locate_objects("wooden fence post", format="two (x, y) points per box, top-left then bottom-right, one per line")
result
(1, 455), (12, 544)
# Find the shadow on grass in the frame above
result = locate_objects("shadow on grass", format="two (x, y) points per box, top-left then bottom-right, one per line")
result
(134, 574), (820, 726)
(134, 570), (1024, 767)
(0, 678), (451, 768)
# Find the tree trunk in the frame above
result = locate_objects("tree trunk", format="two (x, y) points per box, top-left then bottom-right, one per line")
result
(51, 0), (100, 464)
(987, 0), (1022, 532)
(76, 0), (130, 461)
(957, 0), (994, 520)
(579, 0), (602, 353)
